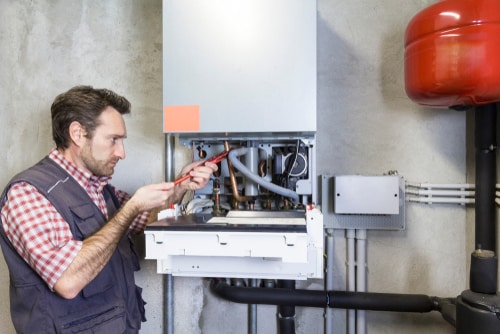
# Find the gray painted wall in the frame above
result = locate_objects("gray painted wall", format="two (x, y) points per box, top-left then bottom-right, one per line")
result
(0, 1), (466, 333)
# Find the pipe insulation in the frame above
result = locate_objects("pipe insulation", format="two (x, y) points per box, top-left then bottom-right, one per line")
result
(474, 104), (497, 254)
(228, 148), (299, 202)
(210, 280), (442, 313)
(470, 103), (498, 294)
(277, 280), (296, 334)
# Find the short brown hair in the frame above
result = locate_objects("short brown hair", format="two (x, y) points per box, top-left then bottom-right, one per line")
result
(51, 85), (131, 149)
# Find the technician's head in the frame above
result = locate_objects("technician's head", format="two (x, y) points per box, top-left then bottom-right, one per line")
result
(51, 85), (131, 176)
(51, 85), (131, 150)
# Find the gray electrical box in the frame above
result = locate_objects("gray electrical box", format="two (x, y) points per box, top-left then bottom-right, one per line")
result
(321, 175), (406, 230)
(334, 175), (400, 215)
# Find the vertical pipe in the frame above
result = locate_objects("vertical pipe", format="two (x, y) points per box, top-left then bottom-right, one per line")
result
(248, 279), (258, 334)
(277, 280), (296, 334)
(224, 141), (253, 205)
(244, 144), (259, 197)
(164, 275), (174, 334)
(356, 229), (367, 334)
(346, 230), (356, 334)
(325, 229), (335, 334)
(470, 103), (498, 294)
(245, 144), (258, 332)
(164, 134), (176, 334)
(310, 138), (318, 204)
(474, 104), (497, 251)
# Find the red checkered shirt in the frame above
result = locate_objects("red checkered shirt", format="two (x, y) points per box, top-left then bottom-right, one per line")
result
(1, 148), (150, 290)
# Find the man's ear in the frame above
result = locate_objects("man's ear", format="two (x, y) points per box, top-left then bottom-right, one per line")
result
(68, 121), (86, 147)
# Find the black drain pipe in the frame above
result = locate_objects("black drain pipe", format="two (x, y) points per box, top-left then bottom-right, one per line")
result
(210, 279), (454, 320)
(456, 103), (500, 334)
(470, 103), (498, 294)
(277, 280), (296, 334)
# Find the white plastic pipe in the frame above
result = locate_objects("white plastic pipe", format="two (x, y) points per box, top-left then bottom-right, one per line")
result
(346, 229), (356, 334)
(407, 197), (475, 204)
(325, 229), (335, 334)
(356, 230), (367, 334)
(406, 182), (475, 189)
(406, 189), (475, 197)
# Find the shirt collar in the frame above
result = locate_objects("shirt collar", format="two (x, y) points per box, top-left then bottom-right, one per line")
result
(49, 148), (111, 192)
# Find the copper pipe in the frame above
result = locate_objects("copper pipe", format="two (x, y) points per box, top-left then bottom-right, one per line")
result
(224, 141), (253, 204)
(212, 178), (224, 216)
(258, 160), (267, 177)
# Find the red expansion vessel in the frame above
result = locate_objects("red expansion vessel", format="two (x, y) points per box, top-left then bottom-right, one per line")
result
(404, 0), (500, 108)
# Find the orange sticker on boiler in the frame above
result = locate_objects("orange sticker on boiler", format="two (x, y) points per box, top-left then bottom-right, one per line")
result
(163, 105), (200, 132)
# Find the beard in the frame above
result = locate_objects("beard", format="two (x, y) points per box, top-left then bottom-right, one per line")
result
(80, 142), (118, 177)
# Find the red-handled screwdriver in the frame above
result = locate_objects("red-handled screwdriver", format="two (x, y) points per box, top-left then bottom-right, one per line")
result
(173, 150), (229, 185)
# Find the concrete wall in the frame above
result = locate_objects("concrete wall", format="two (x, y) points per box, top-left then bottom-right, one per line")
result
(0, 1), (465, 333)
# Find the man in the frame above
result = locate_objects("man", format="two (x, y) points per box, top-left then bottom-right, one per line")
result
(0, 86), (217, 333)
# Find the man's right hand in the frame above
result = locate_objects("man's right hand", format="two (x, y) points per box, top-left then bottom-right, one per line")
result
(128, 182), (175, 213)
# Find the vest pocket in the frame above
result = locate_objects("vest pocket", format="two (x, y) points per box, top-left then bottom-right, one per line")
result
(70, 204), (103, 238)
(59, 303), (126, 334)
(136, 285), (147, 322)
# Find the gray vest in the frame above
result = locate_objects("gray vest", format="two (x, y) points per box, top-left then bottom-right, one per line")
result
(0, 157), (145, 334)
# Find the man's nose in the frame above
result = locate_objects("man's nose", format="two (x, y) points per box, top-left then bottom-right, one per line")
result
(115, 141), (126, 160)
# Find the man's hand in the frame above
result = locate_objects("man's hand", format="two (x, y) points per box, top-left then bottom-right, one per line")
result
(177, 160), (218, 191)
(128, 182), (175, 213)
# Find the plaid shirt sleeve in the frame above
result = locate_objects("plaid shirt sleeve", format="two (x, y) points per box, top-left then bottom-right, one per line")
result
(1, 182), (82, 290)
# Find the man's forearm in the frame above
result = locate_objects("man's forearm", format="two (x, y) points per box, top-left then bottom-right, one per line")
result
(53, 200), (140, 299)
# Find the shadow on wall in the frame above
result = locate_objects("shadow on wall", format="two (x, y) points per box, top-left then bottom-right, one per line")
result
(316, 13), (362, 174)
(120, 0), (163, 146)
(380, 22), (466, 173)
